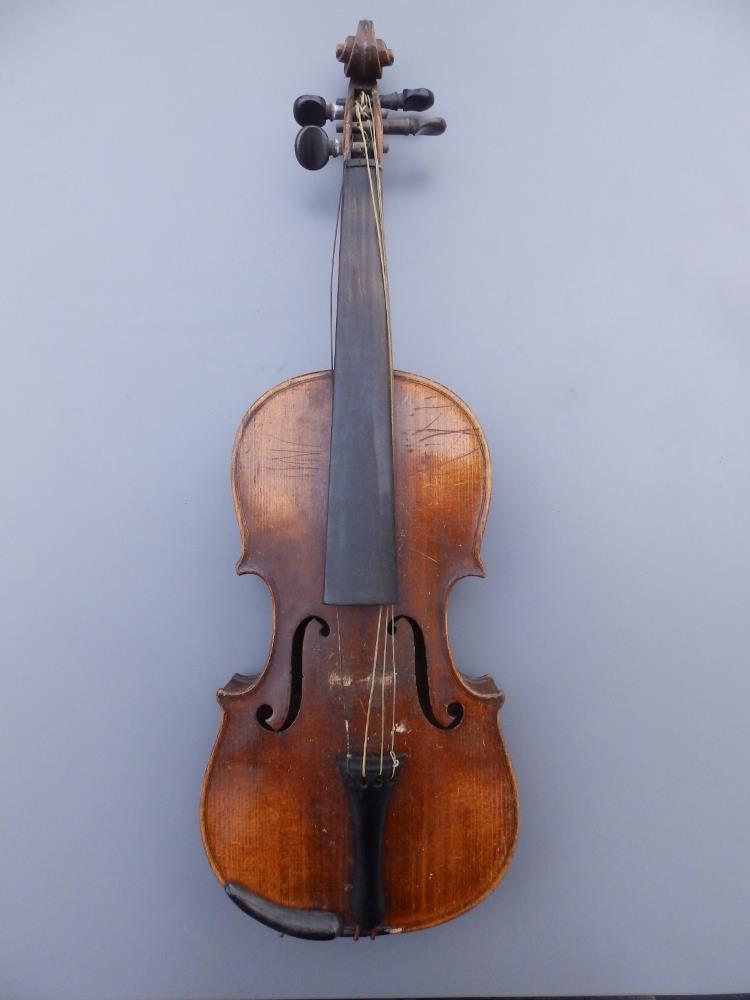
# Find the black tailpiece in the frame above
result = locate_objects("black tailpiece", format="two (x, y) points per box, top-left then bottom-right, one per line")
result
(337, 753), (403, 934)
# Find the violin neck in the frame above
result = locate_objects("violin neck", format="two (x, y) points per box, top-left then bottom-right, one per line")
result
(324, 160), (398, 606)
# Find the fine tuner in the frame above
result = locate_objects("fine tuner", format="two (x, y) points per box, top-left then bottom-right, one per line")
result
(294, 83), (445, 171)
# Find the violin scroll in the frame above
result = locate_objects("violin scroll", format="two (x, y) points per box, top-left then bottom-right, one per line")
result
(293, 20), (445, 169)
(335, 20), (393, 81)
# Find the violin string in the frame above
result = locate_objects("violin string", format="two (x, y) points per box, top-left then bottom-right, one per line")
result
(389, 606), (399, 776)
(329, 136), (346, 760)
(329, 175), (344, 370)
(355, 94), (393, 370)
(370, 113), (399, 778)
(361, 605), (383, 776)
(378, 606), (390, 775)
(355, 92), (399, 776)
(371, 101), (392, 366)
(336, 607), (352, 768)
(355, 93), (395, 511)
(370, 98), (396, 447)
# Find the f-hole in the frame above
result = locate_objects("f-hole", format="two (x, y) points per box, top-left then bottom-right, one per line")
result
(391, 615), (463, 730)
(256, 615), (330, 732)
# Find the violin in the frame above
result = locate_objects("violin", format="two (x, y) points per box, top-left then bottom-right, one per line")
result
(200, 20), (519, 940)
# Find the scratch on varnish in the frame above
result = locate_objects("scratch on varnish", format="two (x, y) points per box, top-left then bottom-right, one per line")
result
(418, 427), (475, 444)
(437, 446), (481, 467)
(266, 434), (321, 452)
(269, 446), (320, 478)
(414, 415), (441, 433)
(409, 546), (439, 564)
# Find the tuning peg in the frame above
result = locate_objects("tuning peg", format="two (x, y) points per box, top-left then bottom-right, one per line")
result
(335, 115), (445, 136)
(379, 88), (434, 112)
(293, 95), (335, 127)
(381, 115), (446, 136)
(295, 126), (340, 170)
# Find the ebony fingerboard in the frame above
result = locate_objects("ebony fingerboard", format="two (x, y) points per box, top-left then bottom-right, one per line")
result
(324, 161), (398, 606)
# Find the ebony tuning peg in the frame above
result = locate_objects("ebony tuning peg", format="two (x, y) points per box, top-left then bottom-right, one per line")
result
(379, 88), (434, 112)
(382, 116), (446, 137)
(294, 125), (339, 170)
(336, 114), (445, 136)
(293, 94), (335, 127)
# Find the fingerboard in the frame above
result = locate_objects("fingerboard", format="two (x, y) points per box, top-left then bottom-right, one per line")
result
(324, 160), (397, 606)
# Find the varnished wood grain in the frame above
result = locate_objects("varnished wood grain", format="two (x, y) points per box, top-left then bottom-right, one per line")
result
(200, 370), (519, 934)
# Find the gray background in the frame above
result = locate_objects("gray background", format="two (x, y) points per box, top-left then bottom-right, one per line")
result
(1, 2), (749, 998)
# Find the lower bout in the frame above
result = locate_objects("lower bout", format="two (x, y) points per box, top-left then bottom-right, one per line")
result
(201, 730), (519, 936)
